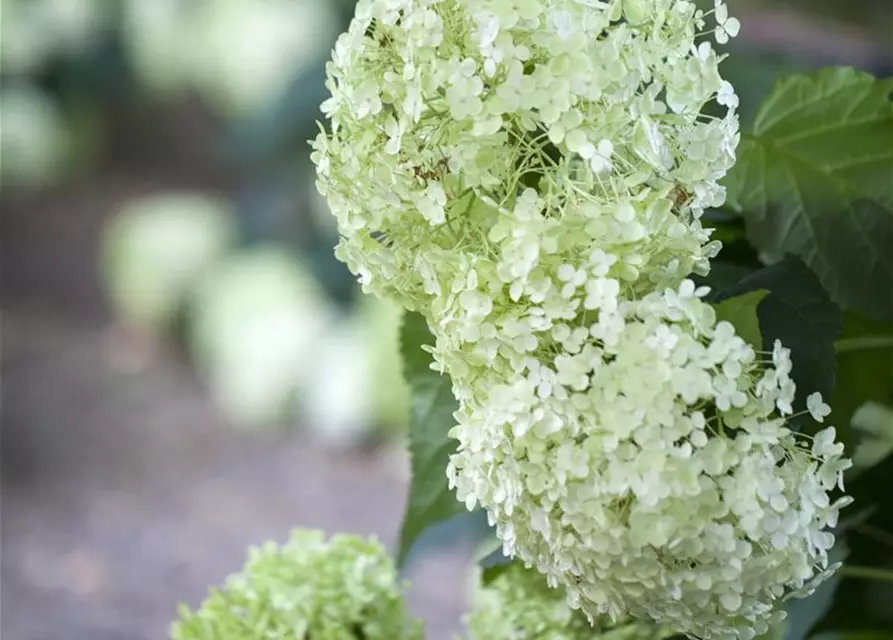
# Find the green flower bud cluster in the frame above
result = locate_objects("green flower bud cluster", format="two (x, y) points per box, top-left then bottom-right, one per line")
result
(171, 529), (423, 640)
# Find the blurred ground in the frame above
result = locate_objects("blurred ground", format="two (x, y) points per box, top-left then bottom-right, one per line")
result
(0, 172), (471, 640)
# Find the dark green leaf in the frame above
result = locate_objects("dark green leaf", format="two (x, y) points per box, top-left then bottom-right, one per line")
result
(712, 290), (769, 348)
(725, 67), (893, 321)
(708, 256), (843, 417)
(700, 209), (763, 266)
(396, 312), (464, 567)
(694, 261), (759, 292)
(694, 212), (761, 290)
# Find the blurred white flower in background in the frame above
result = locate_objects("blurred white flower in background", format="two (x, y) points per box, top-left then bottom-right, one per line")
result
(358, 295), (410, 436)
(100, 190), (411, 443)
(189, 248), (334, 429)
(121, 0), (199, 99)
(304, 295), (411, 446)
(852, 401), (893, 470)
(0, 0), (104, 74)
(194, 0), (339, 116)
(303, 317), (374, 448)
(0, 85), (72, 189)
(101, 192), (236, 331)
(122, 0), (339, 116)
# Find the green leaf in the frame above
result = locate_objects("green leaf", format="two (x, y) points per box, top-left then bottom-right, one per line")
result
(725, 67), (893, 321)
(396, 311), (464, 567)
(695, 260), (759, 292)
(693, 213), (761, 293)
(708, 256), (843, 417)
(832, 313), (893, 450)
(712, 290), (769, 348)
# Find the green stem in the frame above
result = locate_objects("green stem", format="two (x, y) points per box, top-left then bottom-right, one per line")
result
(835, 336), (893, 353)
(840, 565), (893, 584)
(856, 524), (893, 550)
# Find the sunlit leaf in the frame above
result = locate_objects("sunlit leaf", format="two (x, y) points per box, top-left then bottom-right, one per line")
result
(712, 289), (769, 348)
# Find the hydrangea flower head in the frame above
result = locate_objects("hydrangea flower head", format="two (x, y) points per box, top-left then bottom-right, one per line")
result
(447, 282), (851, 639)
(313, 0), (740, 320)
(171, 529), (423, 640)
(465, 562), (669, 640)
(312, 1), (850, 638)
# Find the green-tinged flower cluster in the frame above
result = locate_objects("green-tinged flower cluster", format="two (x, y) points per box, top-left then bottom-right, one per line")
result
(446, 284), (850, 639)
(465, 563), (669, 640)
(313, 1), (849, 638)
(171, 529), (423, 640)
(312, 0), (740, 319)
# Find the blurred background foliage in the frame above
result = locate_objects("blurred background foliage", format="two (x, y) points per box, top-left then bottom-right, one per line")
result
(0, 1), (891, 638)
(2, 0), (415, 444)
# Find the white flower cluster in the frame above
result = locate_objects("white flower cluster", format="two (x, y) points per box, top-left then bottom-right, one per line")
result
(171, 529), (423, 639)
(466, 562), (669, 640)
(447, 282), (851, 638)
(313, 1), (850, 638)
(313, 0), (740, 313)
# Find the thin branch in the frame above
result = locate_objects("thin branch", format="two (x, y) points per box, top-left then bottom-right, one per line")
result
(840, 565), (893, 584)
(855, 524), (893, 550)
(835, 336), (893, 353)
